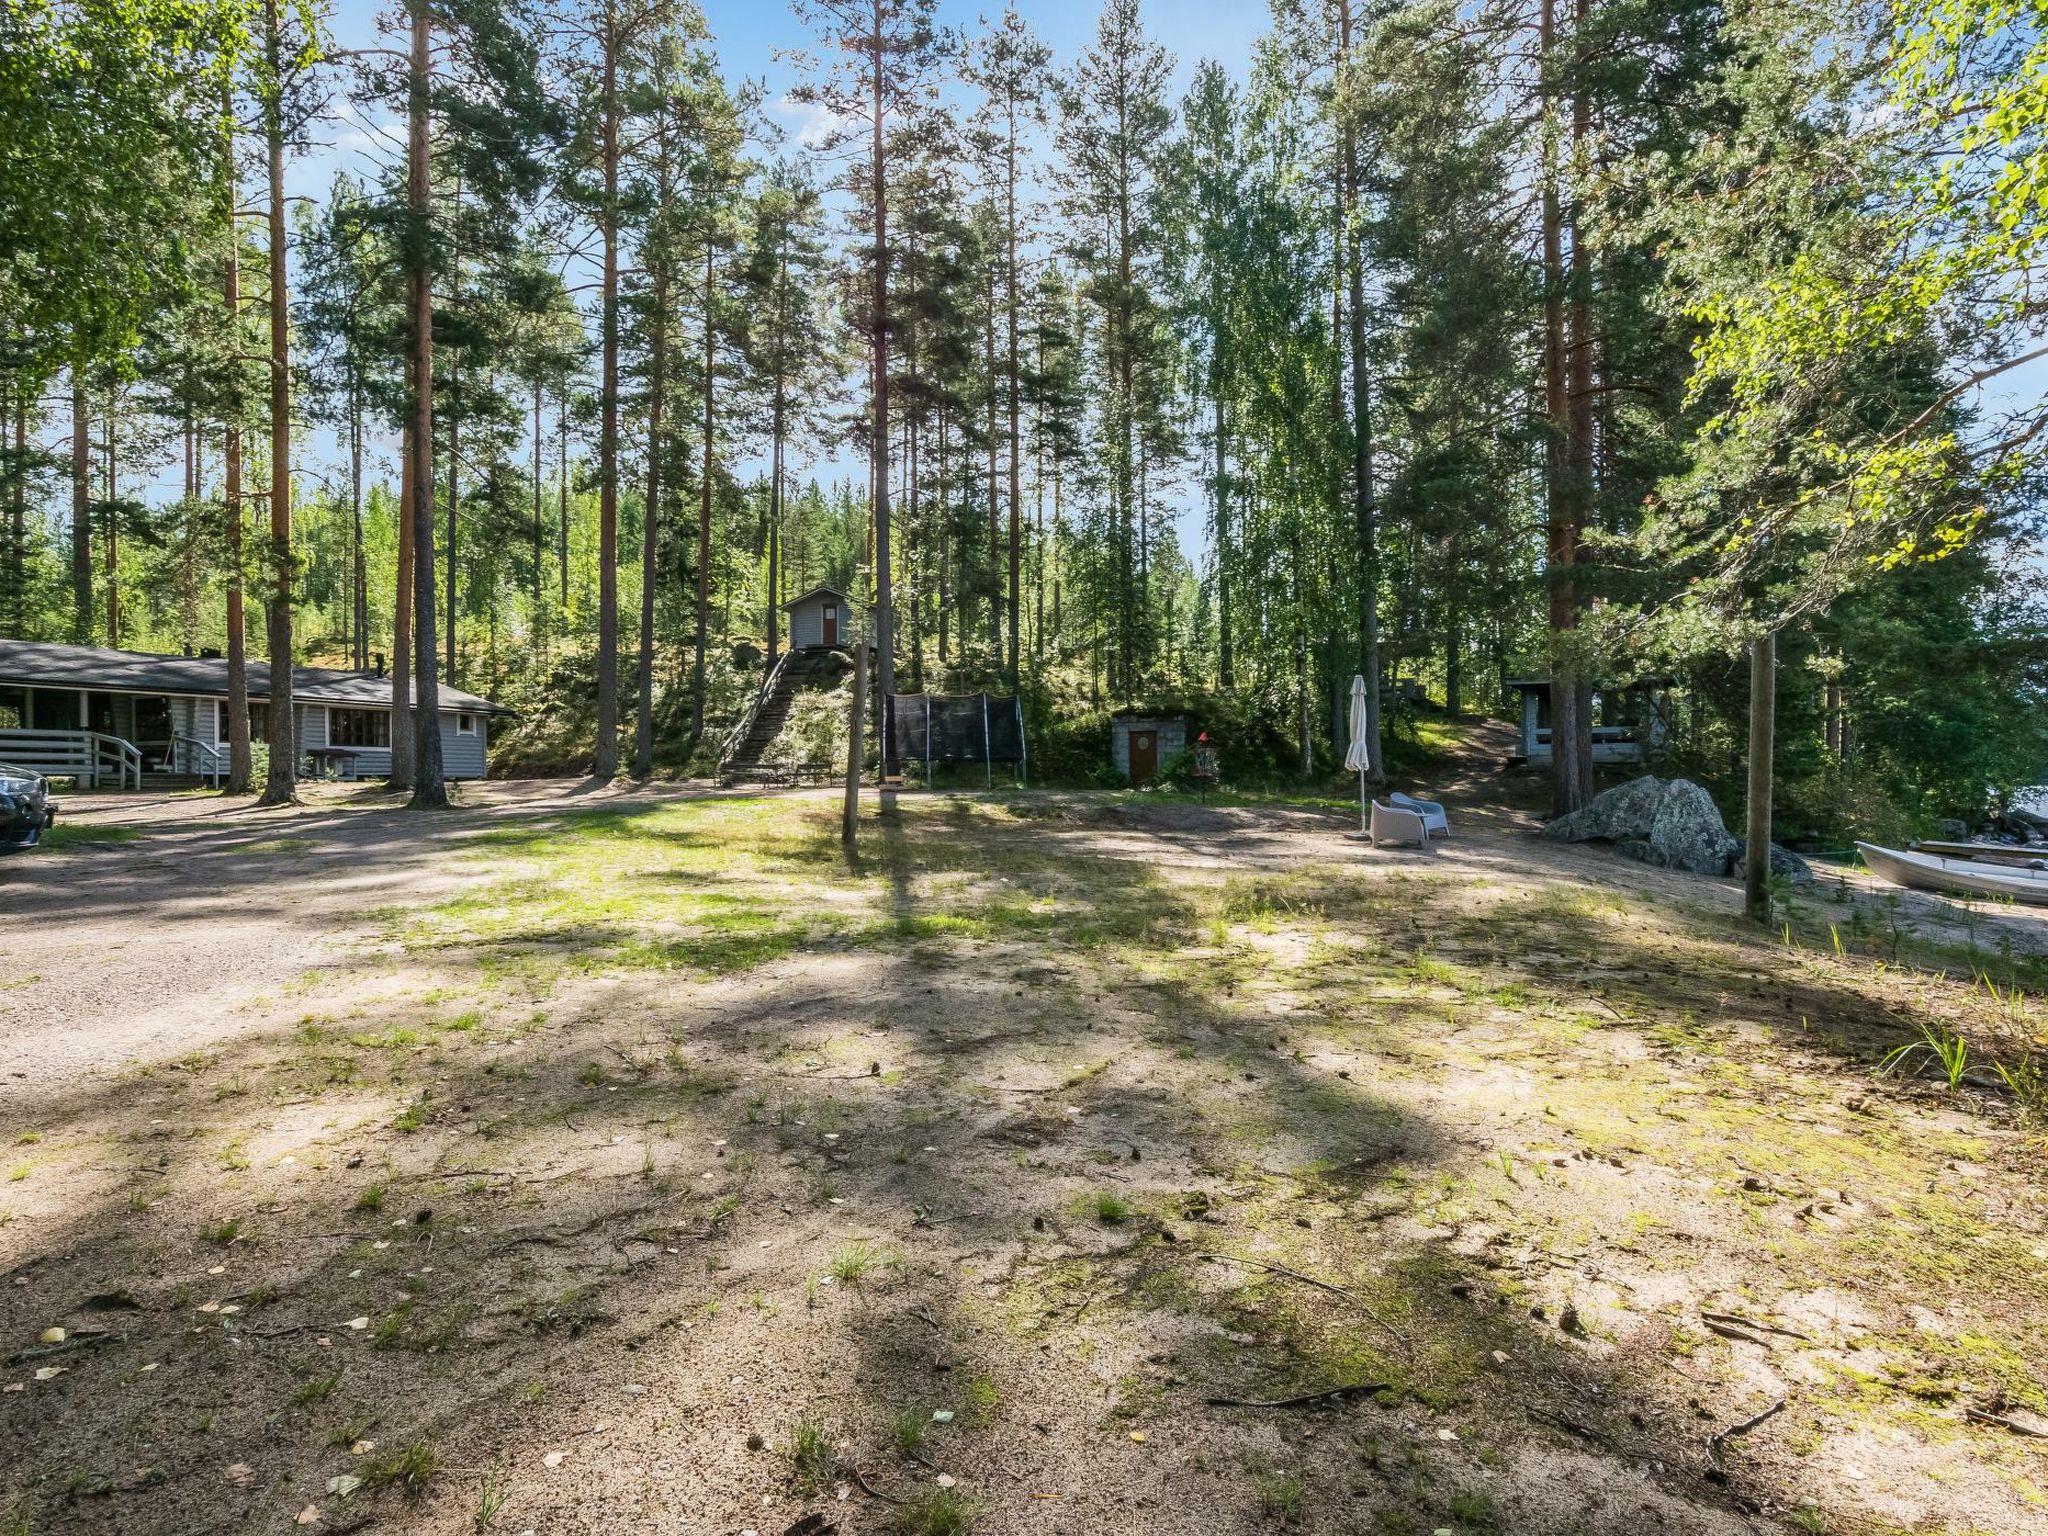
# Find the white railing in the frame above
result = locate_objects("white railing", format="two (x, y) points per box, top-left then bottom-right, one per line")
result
(0, 729), (143, 790)
(170, 733), (226, 788)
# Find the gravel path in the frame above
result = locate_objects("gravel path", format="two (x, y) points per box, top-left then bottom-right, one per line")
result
(0, 779), (773, 1099)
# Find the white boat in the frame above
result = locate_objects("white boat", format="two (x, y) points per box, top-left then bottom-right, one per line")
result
(1857, 842), (2048, 905)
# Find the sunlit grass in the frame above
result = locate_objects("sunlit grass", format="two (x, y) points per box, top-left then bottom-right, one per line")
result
(36, 822), (143, 851)
(380, 795), (1196, 986)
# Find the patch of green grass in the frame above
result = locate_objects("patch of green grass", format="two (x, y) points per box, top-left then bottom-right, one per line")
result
(1446, 1488), (1500, 1530)
(788, 1415), (839, 1492)
(361, 1439), (439, 1501)
(292, 1370), (343, 1406)
(237, 836), (315, 856)
(353, 1183), (386, 1213)
(473, 1472), (508, 1532)
(961, 1375), (1000, 1428)
(828, 1239), (895, 1285)
(1257, 1470), (1306, 1521)
(40, 823), (142, 850)
(891, 1489), (978, 1536)
(891, 1407), (929, 1457)
(200, 1217), (241, 1246)
(349, 1026), (423, 1050)
(1094, 1192), (1133, 1225)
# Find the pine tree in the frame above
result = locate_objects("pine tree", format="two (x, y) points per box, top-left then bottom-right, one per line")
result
(1059, 0), (1175, 701)
(794, 0), (943, 775)
(737, 163), (837, 672)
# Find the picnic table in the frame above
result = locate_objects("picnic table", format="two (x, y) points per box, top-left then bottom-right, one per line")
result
(303, 745), (365, 781)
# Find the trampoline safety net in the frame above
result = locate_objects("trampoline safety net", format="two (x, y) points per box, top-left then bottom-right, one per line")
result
(887, 693), (1027, 775)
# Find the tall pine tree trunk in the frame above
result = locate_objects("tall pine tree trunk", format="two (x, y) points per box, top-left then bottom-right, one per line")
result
(1004, 124), (1022, 685)
(259, 0), (298, 808)
(1744, 631), (1776, 924)
(531, 379), (545, 646)
(687, 240), (714, 759)
(592, 0), (621, 779)
(558, 394), (570, 611)
(406, 0), (447, 806)
(351, 378), (368, 669)
(868, 0), (897, 783)
(390, 415), (415, 791)
(986, 271), (1000, 659)
(1213, 332), (1232, 692)
(767, 375), (784, 667)
(1338, 0), (1381, 780)
(1562, 0), (1598, 801)
(70, 380), (89, 643)
(103, 406), (118, 647)
(222, 94), (252, 794)
(1540, 0), (1591, 819)
(8, 392), (25, 637)
(635, 254), (667, 779)
(445, 371), (460, 683)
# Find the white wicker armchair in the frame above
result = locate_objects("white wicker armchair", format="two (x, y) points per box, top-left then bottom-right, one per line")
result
(1369, 799), (1431, 849)
(1389, 791), (1449, 838)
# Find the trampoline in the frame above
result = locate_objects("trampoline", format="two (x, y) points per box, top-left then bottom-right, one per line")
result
(886, 693), (1027, 787)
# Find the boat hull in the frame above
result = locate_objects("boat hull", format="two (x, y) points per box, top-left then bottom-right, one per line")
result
(1857, 842), (2048, 906)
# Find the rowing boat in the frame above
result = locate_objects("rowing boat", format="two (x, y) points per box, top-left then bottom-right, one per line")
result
(1909, 840), (2048, 867)
(1857, 841), (2048, 905)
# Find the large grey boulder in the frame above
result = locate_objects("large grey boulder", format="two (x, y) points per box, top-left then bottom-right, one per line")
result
(1733, 837), (1815, 885)
(1542, 775), (1741, 877)
(1648, 780), (1743, 876)
(1540, 774), (1668, 844)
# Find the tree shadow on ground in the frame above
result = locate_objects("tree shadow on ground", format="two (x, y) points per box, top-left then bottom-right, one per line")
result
(3, 792), (2040, 1536)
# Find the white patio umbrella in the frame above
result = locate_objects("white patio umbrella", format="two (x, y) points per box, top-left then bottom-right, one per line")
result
(1343, 673), (1372, 836)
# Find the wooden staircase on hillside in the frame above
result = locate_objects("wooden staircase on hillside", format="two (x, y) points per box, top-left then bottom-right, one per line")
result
(718, 647), (854, 784)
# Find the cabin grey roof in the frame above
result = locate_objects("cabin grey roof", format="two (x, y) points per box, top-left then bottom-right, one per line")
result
(0, 639), (508, 714)
(779, 585), (847, 611)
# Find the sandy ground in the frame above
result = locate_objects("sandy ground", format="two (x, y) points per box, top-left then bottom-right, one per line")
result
(12, 769), (2035, 1095)
(0, 780), (794, 1093)
(2, 771), (2045, 1536)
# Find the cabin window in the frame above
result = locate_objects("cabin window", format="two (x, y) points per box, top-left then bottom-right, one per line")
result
(329, 707), (390, 747)
(457, 712), (477, 736)
(215, 700), (267, 743)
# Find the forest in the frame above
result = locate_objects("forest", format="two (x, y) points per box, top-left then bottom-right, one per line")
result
(3, 0), (2047, 837)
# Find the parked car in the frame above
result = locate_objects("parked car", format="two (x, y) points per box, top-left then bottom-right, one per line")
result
(0, 764), (56, 850)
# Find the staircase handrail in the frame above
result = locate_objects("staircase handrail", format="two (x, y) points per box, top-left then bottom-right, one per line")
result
(0, 728), (140, 789)
(93, 731), (143, 790)
(171, 732), (226, 788)
(718, 648), (795, 770)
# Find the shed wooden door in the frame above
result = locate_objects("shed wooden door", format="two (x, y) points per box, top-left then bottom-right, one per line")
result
(822, 604), (839, 647)
(1130, 729), (1157, 785)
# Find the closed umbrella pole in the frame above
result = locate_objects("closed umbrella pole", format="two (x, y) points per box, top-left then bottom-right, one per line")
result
(1343, 674), (1371, 836)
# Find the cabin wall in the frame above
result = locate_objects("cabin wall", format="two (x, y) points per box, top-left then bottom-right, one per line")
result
(7, 678), (491, 780)
(300, 709), (487, 780)
(789, 602), (824, 649)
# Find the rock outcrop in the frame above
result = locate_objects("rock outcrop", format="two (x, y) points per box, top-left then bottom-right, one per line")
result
(1541, 774), (1741, 877)
(1733, 837), (1815, 885)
